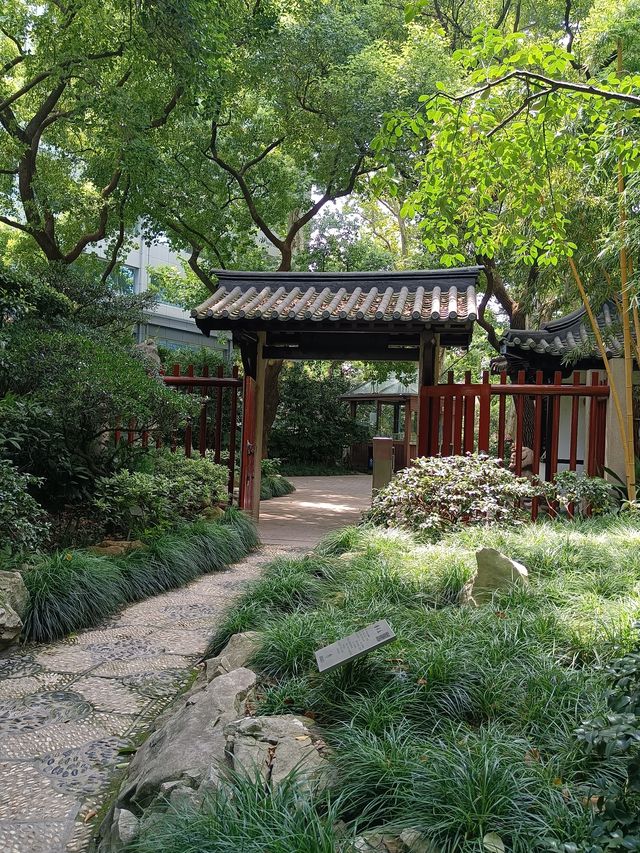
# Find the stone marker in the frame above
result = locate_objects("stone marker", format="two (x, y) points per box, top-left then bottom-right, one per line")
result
(0, 571), (30, 650)
(315, 620), (395, 673)
(470, 547), (529, 605)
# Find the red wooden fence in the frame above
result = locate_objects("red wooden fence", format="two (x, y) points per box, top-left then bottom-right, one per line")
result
(113, 363), (242, 503)
(419, 369), (609, 519)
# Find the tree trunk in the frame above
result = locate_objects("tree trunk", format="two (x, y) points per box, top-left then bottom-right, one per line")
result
(262, 358), (283, 456)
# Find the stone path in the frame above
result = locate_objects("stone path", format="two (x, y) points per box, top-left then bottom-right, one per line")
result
(0, 546), (284, 853)
(259, 474), (372, 546)
(0, 476), (371, 852)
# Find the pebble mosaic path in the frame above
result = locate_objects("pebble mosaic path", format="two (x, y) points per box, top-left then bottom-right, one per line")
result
(0, 476), (372, 853)
(0, 546), (285, 853)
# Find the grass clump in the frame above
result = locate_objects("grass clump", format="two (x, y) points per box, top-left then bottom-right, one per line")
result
(130, 771), (352, 853)
(22, 511), (257, 642)
(205, 514), (640, 851)
(260, 458), (296, 500)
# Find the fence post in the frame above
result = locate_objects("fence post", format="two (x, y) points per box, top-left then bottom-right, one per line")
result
(477, 371), (491, 453)
(372, 437), (394, 496)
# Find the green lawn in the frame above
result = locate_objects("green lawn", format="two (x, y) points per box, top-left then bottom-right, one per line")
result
(196, 515), (640, 852)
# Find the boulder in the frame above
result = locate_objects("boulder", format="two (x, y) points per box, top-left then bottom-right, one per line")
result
(0, 602), (23, 650)
(108, 667), (256, 814)
(0, 571), (29, 617)
(353, 831), (440, 853)
(205, 631), (262, 681)
(200, 506), (225, 522)
(0, 571), (29, 649)
(225, 714), (325, 787)
(459, 548), (528, 605)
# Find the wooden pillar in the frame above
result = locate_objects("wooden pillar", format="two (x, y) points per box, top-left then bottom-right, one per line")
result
(403, 399), (411, 469)
(251, 332), (267, 520)
(350, 401), (357, 420)
(376, 400), (383, 432)
(417, 331), (439, 457)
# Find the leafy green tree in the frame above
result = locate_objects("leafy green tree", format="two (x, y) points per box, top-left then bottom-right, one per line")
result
(270, 362), (367, 466)
(0, 0), (232, 272)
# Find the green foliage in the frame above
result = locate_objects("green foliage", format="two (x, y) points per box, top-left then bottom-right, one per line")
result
(131, 770), (351, 853)
(0, 0), (233, 266)
(368, 454), (536, 539)
(93, 450), (228, 537)
(158, 344), (230, 374)
(551, 471), (617, 517)
(208, 514), (640, 850)
(270, 363), (368, 466)
(22, 511), (257, 642)
(0, 263), (194, 505)
(0, 460), (50, 556)
(23, 550), (129, 643)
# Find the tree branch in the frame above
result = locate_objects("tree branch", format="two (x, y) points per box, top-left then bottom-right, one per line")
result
(100, 177), (130, 283)
(206, 120), (286, 253)
(438, 69), (640, 109)
(240, 137), (285, 175)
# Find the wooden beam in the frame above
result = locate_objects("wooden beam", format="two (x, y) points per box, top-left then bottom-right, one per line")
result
(263, 345), (419, 361)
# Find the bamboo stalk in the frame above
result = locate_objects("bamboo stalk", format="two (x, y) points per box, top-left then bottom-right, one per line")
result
(617, 40), (636, 501)
(568, 257), (632, 496)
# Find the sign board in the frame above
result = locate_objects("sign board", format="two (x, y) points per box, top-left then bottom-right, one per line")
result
(314, 620), (396, 673)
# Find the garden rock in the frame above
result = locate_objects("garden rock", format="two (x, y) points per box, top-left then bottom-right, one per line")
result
(98, 666), (257, 845)
(90, 539), (144, 557)
(354, 831), (440, 853)
(0, 571), (29, 616)
(205, 631), (262, 680)
(0, 601), (23, 649)
(459, 548), (528, 605)
(0, 571), (29, 649)
(225, 714), (325, 786)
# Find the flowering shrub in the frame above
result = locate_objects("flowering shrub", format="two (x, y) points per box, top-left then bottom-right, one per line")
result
(367, 454), (536, 539)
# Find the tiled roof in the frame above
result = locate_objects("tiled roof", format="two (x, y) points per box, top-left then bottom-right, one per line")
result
(501, 301), (622, 362)
(192, 269), (480, 326)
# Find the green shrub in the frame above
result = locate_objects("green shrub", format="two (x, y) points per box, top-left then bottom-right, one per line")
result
(131, 771), (351, 853)
(151, 449), (228, 509)
(367, 454), (537, 539)
(0, 459), (49, 556)
(21, 512), (257, 642)
(93, 450), (229, 536)
(550, 471), (617, 517)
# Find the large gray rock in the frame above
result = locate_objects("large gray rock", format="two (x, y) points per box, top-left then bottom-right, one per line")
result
(0, 571), (29, 649)
(225, 714), (325, 787)
(110, 667), (256, 813)
(205, 631), (262, 681)
(459, 548), (528, 606)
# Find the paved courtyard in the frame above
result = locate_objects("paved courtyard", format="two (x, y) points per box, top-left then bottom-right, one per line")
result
(259, 474), (372, 546)
(0, 476), (370, 852)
